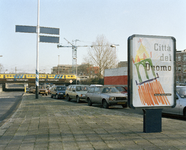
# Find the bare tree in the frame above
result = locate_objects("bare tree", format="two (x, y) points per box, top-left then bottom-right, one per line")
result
(84, 35), (118, 78)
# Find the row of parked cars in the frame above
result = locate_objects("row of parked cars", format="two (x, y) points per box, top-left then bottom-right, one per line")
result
(49, 84), (128, 109)
(29, 84), (185, 117)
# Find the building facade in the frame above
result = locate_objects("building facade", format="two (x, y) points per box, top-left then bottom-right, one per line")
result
(176, 50), (186, 84)
(51, 64), (99, 78)
(51, 65), (73, 74)
(118, 61), (128, 67)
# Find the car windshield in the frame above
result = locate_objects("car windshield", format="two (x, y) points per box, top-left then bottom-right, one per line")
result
(102, 87), (120, 93)
(115, 86), (127, 92)
(76, 86), (88, 91)
(176, 86), (186, 98)
(57, 87), (66, 91)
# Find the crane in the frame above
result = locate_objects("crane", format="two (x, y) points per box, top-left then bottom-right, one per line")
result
(57, 38), (119, 75)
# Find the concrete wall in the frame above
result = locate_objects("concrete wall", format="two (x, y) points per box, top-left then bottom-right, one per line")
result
(104, 67), (128, 86)
(104, 67), (127, 77)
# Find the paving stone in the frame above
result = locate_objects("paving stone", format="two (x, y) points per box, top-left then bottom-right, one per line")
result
(0, 94), (186, 150)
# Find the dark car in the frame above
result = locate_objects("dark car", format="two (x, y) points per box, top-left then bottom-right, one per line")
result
(50, 85), (66, 99)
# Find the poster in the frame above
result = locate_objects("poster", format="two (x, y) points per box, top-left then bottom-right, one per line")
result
(128, 35), (176, 108)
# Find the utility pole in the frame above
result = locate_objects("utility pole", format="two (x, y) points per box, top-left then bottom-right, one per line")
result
(58, 55), (60, 74)
(15, 0), (59, 99)
(36, 0), (40, 99)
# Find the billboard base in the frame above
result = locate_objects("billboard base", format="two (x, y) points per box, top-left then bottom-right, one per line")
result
(143, 109), (162, 133)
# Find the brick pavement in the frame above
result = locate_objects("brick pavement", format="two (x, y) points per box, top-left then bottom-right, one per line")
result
(0, 93), (186, 150)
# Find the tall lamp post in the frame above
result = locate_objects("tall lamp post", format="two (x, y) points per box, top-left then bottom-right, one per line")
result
(73, 57), (77, 84)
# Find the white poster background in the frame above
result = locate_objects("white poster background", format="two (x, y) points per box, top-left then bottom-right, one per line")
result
(131, 37), (174, 107)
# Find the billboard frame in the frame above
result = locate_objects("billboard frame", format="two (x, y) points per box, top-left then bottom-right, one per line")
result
(128, 34), (176, 109)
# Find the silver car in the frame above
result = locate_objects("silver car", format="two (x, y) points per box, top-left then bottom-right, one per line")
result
(65, 85), (89, 103)
(86, 86), (128, 109)
(163, 86), (186, 116)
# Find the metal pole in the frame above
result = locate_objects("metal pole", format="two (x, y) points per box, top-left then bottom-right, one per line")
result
(36, 0), (40, 99)
(76, 58), (77, 84)
(58, 55), (60, 74)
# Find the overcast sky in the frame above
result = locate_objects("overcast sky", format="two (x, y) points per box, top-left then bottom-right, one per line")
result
(0, 0), (186, 73)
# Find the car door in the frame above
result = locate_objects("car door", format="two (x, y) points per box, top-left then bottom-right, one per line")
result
(87, 87), (95, 102)
(92, 87), (102, 104)
(71, 86), (76, 99)
(67, 85), (72, 97)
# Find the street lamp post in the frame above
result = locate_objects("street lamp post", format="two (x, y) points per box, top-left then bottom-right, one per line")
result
(73, 58), (77, 84)
(110, 44), (118, 56)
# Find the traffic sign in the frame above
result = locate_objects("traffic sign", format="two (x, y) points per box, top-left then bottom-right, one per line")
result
(16, 25), (59, 35)
(40, 35), (59, 43)
(40, 27), (59, 35)
(16, 25), (36, 33)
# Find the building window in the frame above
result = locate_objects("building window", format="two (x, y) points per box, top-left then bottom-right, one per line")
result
(183, 65), (186, 73)
(178, 65), (181, 72)
(184, 76), (186, 83)
(178, 76), (181, 82)
(177, 55), (181, 61)
(183, 54), (186, 61)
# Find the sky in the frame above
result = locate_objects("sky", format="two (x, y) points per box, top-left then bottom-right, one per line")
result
(0, 0), (186, 74)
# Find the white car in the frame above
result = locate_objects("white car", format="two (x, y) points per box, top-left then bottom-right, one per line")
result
(163, 86), (186, 116)
(65, 85), (89, 103)
(86, 86), (127, 109)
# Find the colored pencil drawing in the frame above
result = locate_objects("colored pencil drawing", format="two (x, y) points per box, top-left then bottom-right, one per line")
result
(133, 39), (170, 106)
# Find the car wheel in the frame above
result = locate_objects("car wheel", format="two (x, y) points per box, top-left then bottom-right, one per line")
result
(67, 95), (71, 101)
(183, 108), (186, 117)
(76, 96), (80, 103)
(56, 94), (59, 99)
(51, 94), (53, 98)
(102, 100), (109, 109)
(122, 103), (127, 108)
(87, 98), (92, 106)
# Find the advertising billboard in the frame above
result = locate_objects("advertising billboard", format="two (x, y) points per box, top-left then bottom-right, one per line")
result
(128, 34), (176, 108)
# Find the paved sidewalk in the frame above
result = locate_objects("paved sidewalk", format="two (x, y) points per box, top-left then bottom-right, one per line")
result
(0, 94), (186, 150)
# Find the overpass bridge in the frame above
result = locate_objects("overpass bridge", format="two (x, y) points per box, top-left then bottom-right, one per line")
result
(0, 73), (77, 91)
